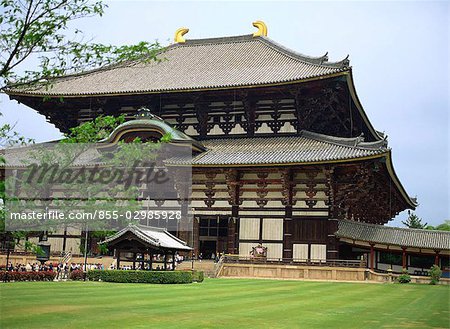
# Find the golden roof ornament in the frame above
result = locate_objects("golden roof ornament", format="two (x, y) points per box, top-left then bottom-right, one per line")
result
(252, 20), (268, 37)
(174, 27), (189, 43)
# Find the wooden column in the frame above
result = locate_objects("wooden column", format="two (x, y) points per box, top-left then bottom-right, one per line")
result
(228, 216), (236, 254)
(434, 250), (440, 266)
(281, 168), (293, 259)
(225, 169), (240, 254)
(141, 253), (145, 270)
(149, 252), (153, 271)
(369, 244), (375, 271)
(402, 248), (407, 270)
(132, 252), (136, 270)
(172, 251), (176, 271)
(242, 96), (256, 137)
(116, 249), (121, 270)
(164, 253), (167, 271)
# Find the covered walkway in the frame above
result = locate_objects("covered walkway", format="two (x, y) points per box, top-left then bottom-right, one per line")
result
(336, 219), (450, 276)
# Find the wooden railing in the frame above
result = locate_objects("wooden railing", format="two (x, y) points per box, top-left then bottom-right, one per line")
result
(223, 255), (365, 268)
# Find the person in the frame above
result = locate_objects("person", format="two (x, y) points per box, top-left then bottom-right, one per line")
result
(198, 253), (202, 262)
(56, 263), (61, 280)
(211, 253), (215, 261)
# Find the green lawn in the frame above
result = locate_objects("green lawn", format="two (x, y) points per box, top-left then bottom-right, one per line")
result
(0, 279), (449, 329)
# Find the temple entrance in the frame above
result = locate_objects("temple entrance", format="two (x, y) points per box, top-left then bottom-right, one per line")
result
(197, 216), (229, 259)
(199, 240), (217, 259)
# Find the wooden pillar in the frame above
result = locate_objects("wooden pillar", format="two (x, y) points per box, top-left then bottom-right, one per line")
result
(164, 252), (167, 271)
(402, 248), (407, 270)
(62, 228), (67, 252)
(132, 252), (136, 270)
(227, 215), (237, 254)
(434, 250), (440, 266)
(369, 244), (374, 271)
(149, 252), (153, 271)
(116, 249), (121, 270)
(172, 251), (176, 271)
(281, 168), (293, 259)
(225, 169), (240, 255)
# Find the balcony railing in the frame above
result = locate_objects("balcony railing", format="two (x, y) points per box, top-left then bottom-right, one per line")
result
(223, 255), (365, 268)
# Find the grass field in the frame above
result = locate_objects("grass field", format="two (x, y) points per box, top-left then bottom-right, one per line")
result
(0, 279), (449, 329)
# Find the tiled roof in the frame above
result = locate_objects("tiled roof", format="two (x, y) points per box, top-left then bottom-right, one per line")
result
(337, 219), (450, 251)
(1, 130), (387, 168)
(172, 131), (387, 166)
(101, 224), (192, 251)
(5, 35), (349, 96)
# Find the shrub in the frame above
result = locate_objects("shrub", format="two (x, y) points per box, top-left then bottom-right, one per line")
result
(429, 265), (442, 285)
(397, 271), (411, 284)
(87, 270), (194, 284)
(192, 270), (204, 282)
(0, 271), (56, 282)
(69, 270), (84, 281)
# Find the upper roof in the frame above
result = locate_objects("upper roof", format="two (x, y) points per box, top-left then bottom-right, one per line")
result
(337, 219), (450, 251)
(101, 224), (192, 251)
(5, 34), (349, 97)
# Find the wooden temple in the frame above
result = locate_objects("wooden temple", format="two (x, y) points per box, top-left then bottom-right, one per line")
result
(4, 22), (449, 273)
(101, 224), (192, 270)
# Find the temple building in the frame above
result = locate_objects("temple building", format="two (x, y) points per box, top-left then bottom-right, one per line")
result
(3, 22), (449, 274)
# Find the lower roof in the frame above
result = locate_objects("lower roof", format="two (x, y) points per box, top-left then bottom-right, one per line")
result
(169, 130), (388, 167)
(336, 219), (450, 251)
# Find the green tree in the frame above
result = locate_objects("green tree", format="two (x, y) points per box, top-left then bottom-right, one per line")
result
(0, 0), (160, 88)
(402, 211), (427, 229)
(426, 220), (450, 231)
(0, 0), (161, 254)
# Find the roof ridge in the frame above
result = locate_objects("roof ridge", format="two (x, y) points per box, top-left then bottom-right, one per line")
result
(182, 34), (255, 45)
(300, 130), (388, 150)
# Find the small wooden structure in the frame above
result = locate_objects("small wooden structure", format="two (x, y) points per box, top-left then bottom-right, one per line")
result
(101, 224), (192, 271)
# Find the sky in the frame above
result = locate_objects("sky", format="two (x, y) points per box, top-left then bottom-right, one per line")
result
(0, 1), (448, 227)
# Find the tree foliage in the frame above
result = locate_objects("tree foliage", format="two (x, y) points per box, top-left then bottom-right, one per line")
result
(426, 220), (450, 231)
(429, 265), (442, 285)
(402, 211), (427, 229)
(0, 0), (161, 88)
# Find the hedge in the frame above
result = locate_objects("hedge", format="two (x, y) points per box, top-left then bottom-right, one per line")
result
(192, 270), (204, 283)
(87, 270), (196, 284)
(0, 271), (56, 282)
(69, 270), (84, 281)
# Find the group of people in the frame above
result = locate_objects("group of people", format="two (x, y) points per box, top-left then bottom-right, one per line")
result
(4, 262), (53, 272)
(2, 261), (104, 278)
(3, 252), (191, 274)
(192, 252), (223, 263)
